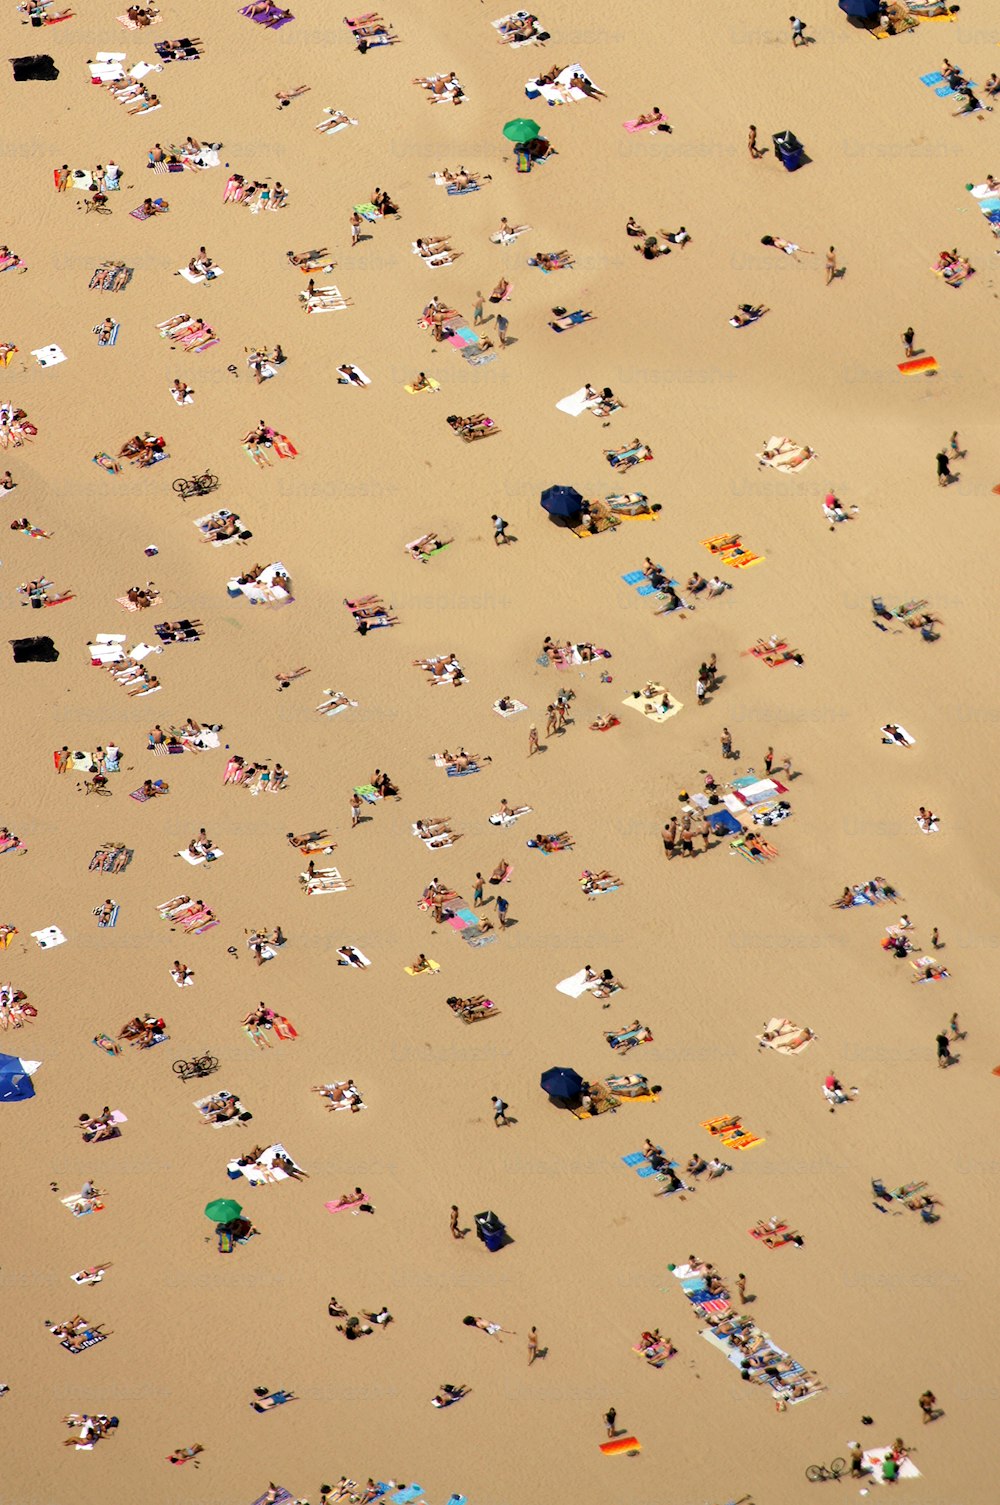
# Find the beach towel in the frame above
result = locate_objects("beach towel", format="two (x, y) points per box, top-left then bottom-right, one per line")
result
(600, 1437), (641, 1456)
(861, 1447), (921, 1484)
(32, 926), (66, 949)
(493, 699), (527, 717)
(621, 687), (682, 723)
(623, 115), (666, 132)
(556, 386), (600, 417)
(337, 947), (371, 967)
(325, 1192), (369, 1213)
(404, 378), (440, 394)
(336, 366), (371, 386)
(31, 344), (66, 368)
(92, 322), (119, 346)
(177, 265), (223, 284)
(404, 958), (440, 975)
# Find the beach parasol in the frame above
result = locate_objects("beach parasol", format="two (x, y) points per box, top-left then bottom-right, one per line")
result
(540, 484), (584, 519)
(540, 1065), (585, 1103)
(0, 1053), (39, 1102)
(503, 117), (541, 144)
(204, 1197), (242, 1223)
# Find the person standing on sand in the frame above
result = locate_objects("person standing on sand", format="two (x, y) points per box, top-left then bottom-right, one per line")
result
(748, 125), (763, 159)
(721, 727), (734, 760)
(473, 872), (484, 907)
(528, 1326), (539, 1364)
(902, 326), (915, 359)
(528, 724), (539, 757)
(492, 513), (509, 545)
(825, 246), (838, 285)
(497, 894), (509, 928)
(919, 1390), (941, 1423)
(764, 746), (774, 774)
(350, 792), (362, 827)
(604, 1406), (617, 1437)
(350, 210), (361, 246)
(936, 451), (953, 487)
(450, 1204), (463, 1239)
(497, 312), (509, 347)
(473, 290), (485, 326)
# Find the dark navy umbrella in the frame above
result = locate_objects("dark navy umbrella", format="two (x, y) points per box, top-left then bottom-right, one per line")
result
(540, 484), (583, 518)
(540, 1066), (584, 1102)
(839, 0), (880, 18)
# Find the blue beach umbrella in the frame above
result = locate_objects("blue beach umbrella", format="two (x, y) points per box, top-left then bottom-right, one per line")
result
(0, 1053), (39, 1102)
(540, 484), (583, 518)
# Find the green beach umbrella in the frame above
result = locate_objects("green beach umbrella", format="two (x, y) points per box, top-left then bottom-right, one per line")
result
(204, 1197), (242, 1223)
(502, 118), (541, 144)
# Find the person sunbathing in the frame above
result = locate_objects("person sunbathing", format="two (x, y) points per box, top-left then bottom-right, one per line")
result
(287, 246), (329, 265)
(761, 235), (806, 257)
(372, 187), (398, 215)
(497, 12), (537, 40)
(532, 832), (571, 851)
(489, 276), (511, 302)
(589, 714), (617, 731)
(532, 250), (564, 270)
(581, 869), (622, 891)
(730, 303), (769, 327)
(431, 1383), (469, 1407)
(536, 62), (566, 86)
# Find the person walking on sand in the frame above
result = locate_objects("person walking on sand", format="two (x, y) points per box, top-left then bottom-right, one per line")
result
(528, 1326), (539, 1365)
(604, 1406), (618, 1438)
(721, 727), (734, 760)
(473, 289), (485, 326)
(790, 15), (807, 45)
(473, 872), (484, 907)
(764, 746), (774, 774)
(748, 124), (763, 159)
(496, 312), (509, 348)
(492, 513), (509, 545)
(825, 246), (838, 285)
(528, 723), (540, 757)
(496, 894), (509, 928)
(736, 1272), (748, 1302)
(450, 1204), (463, 1239)
(492, 1094), (510, 1127)
(902, 326), (915, 359)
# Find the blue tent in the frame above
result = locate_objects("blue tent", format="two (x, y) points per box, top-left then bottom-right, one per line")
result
(0, 1053), (39, 1102)
(839, 0), (880, 19)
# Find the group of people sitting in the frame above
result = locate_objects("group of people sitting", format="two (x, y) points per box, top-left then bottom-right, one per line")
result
(118, 432), (166, 467)
(222, 755), (289, 791)
(118, 1014), (166, 1048)
(933, 247), (974, 283)
(80, 1107), (120, 1143)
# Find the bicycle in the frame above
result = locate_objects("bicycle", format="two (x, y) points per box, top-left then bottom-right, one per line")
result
(172, 1051), (219, 1081)
(172, 472), (219, 500)
(806, 1458), (846, 1483)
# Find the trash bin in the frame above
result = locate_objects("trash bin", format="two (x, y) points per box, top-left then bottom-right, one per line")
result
(772, 130), (805, 172)
(475, 1210), (506, 1251)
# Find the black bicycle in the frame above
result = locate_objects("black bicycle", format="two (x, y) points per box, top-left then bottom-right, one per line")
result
(172, 1051), (219, 1081)
(806, 1458), (846, 1483)
(173, 472), (219, 500)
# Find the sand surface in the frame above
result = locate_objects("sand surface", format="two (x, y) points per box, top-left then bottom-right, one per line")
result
(3, 2), (999, 1502)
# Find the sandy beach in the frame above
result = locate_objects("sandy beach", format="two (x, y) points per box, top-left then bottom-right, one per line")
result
(3, 2), (1000, 1502)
